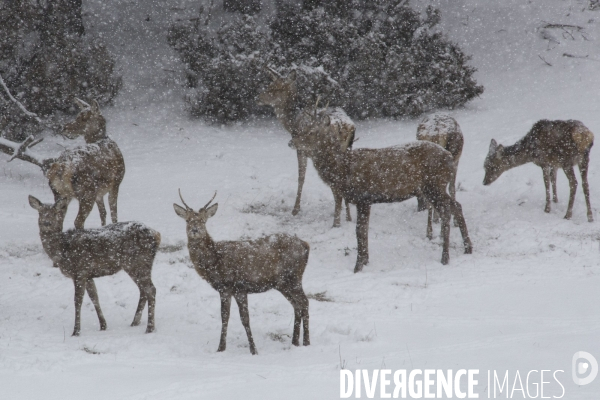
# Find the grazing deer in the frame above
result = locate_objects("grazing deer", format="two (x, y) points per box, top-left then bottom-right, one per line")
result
(1, 98), (125, 229)
(484, 119), (594, 222)
(174, 190), (310, 355)
(258, 68), (355, 227)
(29, 195), (160, 336)
(291, 115), (473, 272)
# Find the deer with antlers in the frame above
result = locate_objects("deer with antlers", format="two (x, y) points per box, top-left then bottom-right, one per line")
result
(0, 98), (125, 229)
(291, 114), (473, 272)
(258, 68), (355, 227)
(174, 190), (310, 355)
(484, 119), (594, 222)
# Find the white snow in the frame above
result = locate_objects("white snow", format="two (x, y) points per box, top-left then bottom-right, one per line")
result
(0, 1), (599, 399)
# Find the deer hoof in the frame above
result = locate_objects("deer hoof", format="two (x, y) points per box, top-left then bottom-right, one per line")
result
(131, 320), (141, 327)
(441, 253), (449, 265)
(72, 331), (80, 337)
(563, 213), (572, 220)
(588, 214), (594, 223)
(464, 243), (473, 254)
(100, 324), (107, 331)
(303, 339), (310, 346)
(544, 206), (551, 213)
(250, 347), (258, 355)
(332, 221), (341, 228)
(145, 326), (155, 334)
(292, 339), (300, 347)
(553, 197), (558, 203)
(354, 260), (367, 273)
(217, 345), (226, 352)
(291, 208), (300, 216)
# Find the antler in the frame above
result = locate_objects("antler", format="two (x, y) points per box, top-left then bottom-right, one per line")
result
(313, 96), (321, 119)
(264, 66), (283, 80)
(178, 188), (193, 210)
(202, 191), (217, 209)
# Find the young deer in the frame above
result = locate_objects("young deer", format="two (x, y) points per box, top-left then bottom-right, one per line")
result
(258, 68), (355, 227)
(484, 119), (594, 222)
(1, 98), (125, 229)
(291, 115), (473, 272)
(29, 195), (160, 336)
(174, 190), (310, 355)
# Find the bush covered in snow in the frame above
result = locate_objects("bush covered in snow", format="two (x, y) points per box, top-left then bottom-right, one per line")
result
(169, 0), (483, 123)
(0, 0), (121, 140)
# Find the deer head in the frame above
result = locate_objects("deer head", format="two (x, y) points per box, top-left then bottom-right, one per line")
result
(257, 68), (298, 108)
(61, 98), (107, 143)
(28, 195), (69, 234)
(173, 190), (218, 240)
(483, 139), (509, 185)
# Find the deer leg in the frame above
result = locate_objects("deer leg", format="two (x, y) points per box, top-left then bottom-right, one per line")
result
(451, 199), (473, 255)
(130, 277), (148, 327)
(417, 195), (428, 212)
(217, 291), (232, 352)
(108, 184), (120, 224)
(579, 150), (593, 222)
(551, 168), (558, 203)
(344, 198), (352, 222)
(96, 196), (107, 226)
(450, 168), (460, 227)
(280, 290), (301, 346)
(426, 188), (451, 264)
(233, 292), (257, 355)
(542, 167), (552, 213)
(72, 276), (86, 336)
(354, 203), (371, 273)
(143, 277), (156, 333)
(296, 288), (310, 346)
(292, 151), (307, 216)
(426, 202), (433, 240)
(74, 196), (95, 230)
(332, 188), (343, 228)
(85, 279), (107, 331)
(563, 166), (578, 220)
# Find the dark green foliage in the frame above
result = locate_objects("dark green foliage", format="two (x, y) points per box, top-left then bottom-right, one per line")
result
(169, 0), (483, 122)
(0, 0), (121, 140)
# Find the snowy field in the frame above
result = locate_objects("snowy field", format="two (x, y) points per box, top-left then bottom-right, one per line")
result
(1, 0), (599, 399)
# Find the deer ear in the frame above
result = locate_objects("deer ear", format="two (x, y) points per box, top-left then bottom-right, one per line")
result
(287, 70), (297, 82)
(205, 203), (218, 218)
(28, 195), (43, 211)
(488, 139), (497, 154)
(91, 99), (100, 113)
(173, 204), (188, 219)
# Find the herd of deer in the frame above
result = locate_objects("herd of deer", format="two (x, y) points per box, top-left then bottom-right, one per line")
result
(0, 69), (594, 355)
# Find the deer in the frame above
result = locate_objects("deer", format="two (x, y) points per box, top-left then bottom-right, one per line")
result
(0, 98), (125, 229)
(290, 114), (473, 272)
(174, 190), (310, 355)
(258, 68), (355, 227)
(483, 119), (594, 222)
(416, 114), (464, 226)
(28, 195), (161, 336)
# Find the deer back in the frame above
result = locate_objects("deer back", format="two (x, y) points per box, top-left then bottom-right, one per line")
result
(341, 142), (454, 203)
(211, 234), (309, 292)
(56, 222), (160, 278)
(417, 114), (463, 162)
(46, 139), (125, 198)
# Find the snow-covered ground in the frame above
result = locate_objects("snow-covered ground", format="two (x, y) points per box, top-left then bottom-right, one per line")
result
(1, 1), (599, 399)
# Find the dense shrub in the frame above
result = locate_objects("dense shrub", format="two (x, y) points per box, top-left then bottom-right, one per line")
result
(169, 0), (483, 123)
(0, 0), (121, 140)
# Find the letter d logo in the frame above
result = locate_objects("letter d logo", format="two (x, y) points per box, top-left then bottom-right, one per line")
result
(572, 351), (598, 385)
